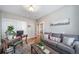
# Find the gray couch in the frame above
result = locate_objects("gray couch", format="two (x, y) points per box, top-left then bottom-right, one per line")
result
(43, 33), (79, 54)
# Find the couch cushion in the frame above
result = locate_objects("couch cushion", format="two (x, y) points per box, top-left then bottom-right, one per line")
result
(57, 43), (75, 54)
(48, 40), (58, 47)
(63, 37), (75, 46)
(43, 39), (58, 47)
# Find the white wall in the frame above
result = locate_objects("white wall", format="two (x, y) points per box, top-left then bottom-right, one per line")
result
(2, 18), (27, 38)
(38, 6), (79, 35)
(1, 12), (36, 39)
(26, 19), (36, 37)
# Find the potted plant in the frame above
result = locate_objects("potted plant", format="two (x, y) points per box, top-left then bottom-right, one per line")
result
(5, 26), (16, 40)
(38, 38), (45, 49)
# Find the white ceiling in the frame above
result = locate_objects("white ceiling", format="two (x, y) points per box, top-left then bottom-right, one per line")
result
(0, 5), (64, 20)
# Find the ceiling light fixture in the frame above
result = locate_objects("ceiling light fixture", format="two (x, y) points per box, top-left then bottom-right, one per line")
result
(23, 5), (39, 12)
(28, 5), (34, 12)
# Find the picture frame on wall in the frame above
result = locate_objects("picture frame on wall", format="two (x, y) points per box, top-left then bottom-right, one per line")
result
(50, 18), (70, 26)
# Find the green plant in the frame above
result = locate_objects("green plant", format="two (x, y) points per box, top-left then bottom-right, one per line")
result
(7, 26), (14, 31)
(38, 41), (44, 46)
(38, 38), (44, 46)
(6, 25), (16, 35)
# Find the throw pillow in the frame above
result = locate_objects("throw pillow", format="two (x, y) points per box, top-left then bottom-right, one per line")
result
(50, 37), (61, 42)
(63, 37), (75, 46)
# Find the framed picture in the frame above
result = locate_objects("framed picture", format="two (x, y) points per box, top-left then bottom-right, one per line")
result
(50, 18), (70, 26)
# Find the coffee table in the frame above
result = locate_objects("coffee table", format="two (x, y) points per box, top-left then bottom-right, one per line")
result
(31, 44), (59, 54)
